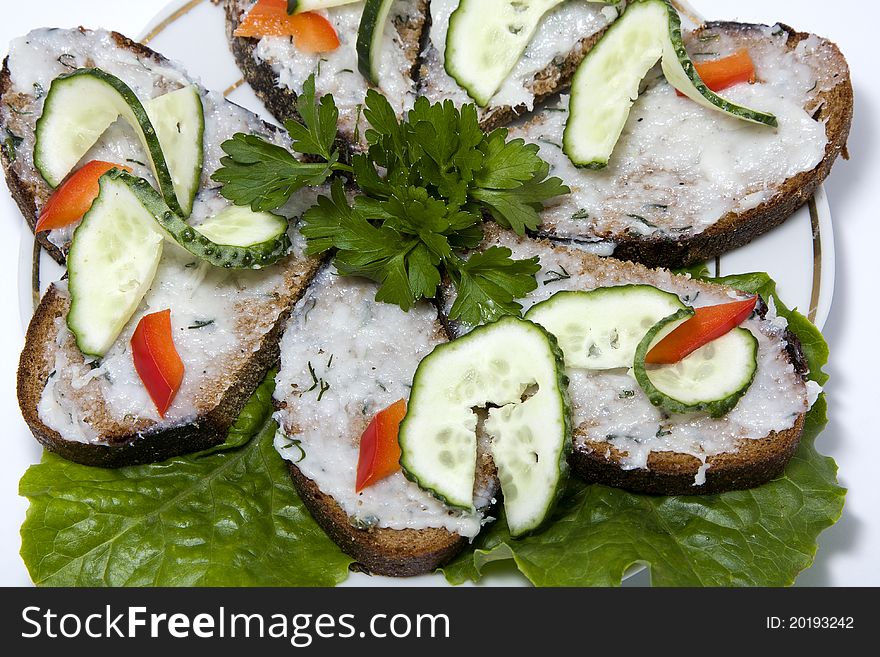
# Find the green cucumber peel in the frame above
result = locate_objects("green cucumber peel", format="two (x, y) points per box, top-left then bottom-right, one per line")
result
(357, 0), (395, 85)
(659, 0), (777, 127)
(564, 0), (776, 168)
(109, 169), (291, 269)
(632, 307), (759, 418)
(287, 0), (358, 14)
(34, 68), (185, 216)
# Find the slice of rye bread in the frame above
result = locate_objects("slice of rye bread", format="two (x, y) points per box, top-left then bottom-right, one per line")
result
(224, 0), (427, 153)
(285, 417), (497, 576)
(289, 463), (463, 577)
(525, 21), (853, 269)
(224, 0), (614, 137)
(0, 30), (178, 265)
(19, 247), (320, 467)
(437, 227), (813, 496)
(272, 266), (497, 576)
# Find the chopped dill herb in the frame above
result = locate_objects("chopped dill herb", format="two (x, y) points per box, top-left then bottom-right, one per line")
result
(543, 266), (571, 286)
(538, 138), (562, 149)
(627, 214), (657, 228)
(301, 297), (317, 323)
(282, 438), (306, 463)
(317, 379), (330, 401)
(304, 360), (331, 401)
(187, 319), (215, 329)
(57, 53), (77, 70)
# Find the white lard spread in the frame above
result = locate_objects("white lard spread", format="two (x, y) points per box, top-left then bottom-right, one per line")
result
(273, 266), (488, 537)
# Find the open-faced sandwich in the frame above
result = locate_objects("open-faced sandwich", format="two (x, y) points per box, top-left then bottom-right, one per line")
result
(3, 0), (848, 586)
(2, 28), (321, 465)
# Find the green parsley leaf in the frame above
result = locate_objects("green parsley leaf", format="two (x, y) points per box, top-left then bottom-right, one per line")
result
(284, 75), (339, 161)
(475, 129), (545, 190)
(301, 181), (443, 312)
(472, 161), (570, 235)
(448, 247), (541, 325)
(212, 133), (335, 212)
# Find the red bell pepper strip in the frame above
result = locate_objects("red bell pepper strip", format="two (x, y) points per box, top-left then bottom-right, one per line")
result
(645, 296), (758, 364)
(233, 0), (340, 53)
(34, 160), (131, 233)
(130, 309), (185, 418)
(677, 48), (757, 96)
(355, 399), (407, 492)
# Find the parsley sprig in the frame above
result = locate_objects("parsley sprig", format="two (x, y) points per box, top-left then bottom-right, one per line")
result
(212, 76), (569, 324)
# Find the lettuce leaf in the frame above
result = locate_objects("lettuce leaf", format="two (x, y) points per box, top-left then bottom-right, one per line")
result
(442, 271), (843, 586)
(19, 374), (354, 586)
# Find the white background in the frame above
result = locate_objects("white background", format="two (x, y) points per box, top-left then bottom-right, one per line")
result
(0, 0), (877, 586)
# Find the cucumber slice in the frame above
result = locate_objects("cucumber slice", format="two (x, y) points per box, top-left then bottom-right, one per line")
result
(34, 68), (184, 216)
(525, 286), (685, 370)
(633, 308), (759, 417)
(563, 0), (777, 168)
(357, 0), (395, 86)
(144, 86), (205, 217)
(445, 0), (564, 107)
(287, 0), (358, 13)
(445, 1), (621, 106)
(67, 173), (164, 357)
(399, 316), (570, 537)
(109, 170), (291, 269)
(194, 205), (288, 248)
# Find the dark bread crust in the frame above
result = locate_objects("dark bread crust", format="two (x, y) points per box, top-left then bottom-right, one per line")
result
(0, 30), (176, 266)
(18, 261), (317, 467)
(572, 416), (806, 496)
(552, 22), (854, 269)
(288, 463), (467, 577)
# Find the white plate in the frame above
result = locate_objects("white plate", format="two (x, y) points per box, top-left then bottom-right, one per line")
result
(14, 0), (836, 587)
